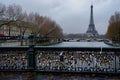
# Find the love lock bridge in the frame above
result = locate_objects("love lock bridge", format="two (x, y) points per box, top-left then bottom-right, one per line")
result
(0, 33), (120, 75)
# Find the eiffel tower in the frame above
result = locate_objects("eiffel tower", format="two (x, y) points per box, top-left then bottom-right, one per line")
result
(86, 5), (98, 37)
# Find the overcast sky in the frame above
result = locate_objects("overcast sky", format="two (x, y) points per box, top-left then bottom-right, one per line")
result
(0, 0), (120, 34)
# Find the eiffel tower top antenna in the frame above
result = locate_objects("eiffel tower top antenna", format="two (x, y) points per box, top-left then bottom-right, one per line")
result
(91, 0), (93, 5)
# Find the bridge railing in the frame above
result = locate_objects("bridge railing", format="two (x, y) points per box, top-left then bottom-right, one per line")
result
(0, 47), (28, 70)
(35, 47), (120, 73)
(0, 46), (120, 73)
(0, 33), (120, 74)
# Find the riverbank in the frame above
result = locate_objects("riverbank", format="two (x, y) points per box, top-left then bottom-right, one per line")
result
(36, 41), (62, 46)
(0, 40), (28, 46)
(104, 41), (120, 47)
(0, 40), (62, 46)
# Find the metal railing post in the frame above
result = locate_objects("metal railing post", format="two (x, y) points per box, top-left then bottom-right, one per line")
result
(27, 33), (36, 70)
(115, 52), (117, 72)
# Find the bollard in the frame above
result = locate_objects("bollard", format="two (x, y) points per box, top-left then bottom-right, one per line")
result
(27, 33), (36, 70)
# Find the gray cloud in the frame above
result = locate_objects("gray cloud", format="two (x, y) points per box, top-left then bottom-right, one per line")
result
(0, 0), (120, 34)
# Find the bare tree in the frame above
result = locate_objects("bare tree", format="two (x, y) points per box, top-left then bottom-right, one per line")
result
(0, 3), (64, 43)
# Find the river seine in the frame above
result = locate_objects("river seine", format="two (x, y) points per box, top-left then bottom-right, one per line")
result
(49, 41), (112, 47)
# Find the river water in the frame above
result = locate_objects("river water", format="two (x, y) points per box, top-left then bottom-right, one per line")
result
(49, 41), (112, 47)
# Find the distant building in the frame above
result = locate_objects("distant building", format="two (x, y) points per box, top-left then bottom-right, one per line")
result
(86, 5), (99, 37)
(0, 25), (31, 36)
